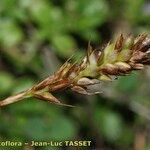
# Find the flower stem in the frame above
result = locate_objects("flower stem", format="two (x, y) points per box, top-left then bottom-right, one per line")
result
(0, 91), (28, 107)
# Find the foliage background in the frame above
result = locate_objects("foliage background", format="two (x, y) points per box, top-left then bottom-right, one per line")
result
(0, 0), (150, 149)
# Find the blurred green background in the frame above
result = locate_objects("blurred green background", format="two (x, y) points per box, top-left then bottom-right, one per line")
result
(0, 0), (150, 150)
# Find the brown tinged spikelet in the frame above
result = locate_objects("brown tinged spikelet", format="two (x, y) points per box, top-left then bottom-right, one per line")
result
(0, 34), (150, 107)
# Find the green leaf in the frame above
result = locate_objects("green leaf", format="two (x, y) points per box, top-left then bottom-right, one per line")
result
(125, 0), (145, 23)
(0, 72), (14, 94)
(12, 77), (35, 94)
(116, 73), (139, 93)
(52, 35), (76, 58)
(0, 20), (24, 47)
(11, 116), (77, 141)
(94, 108), (124, 142)
(65, 0), (108, 32)
(28, 0), (52, 25)
(48, 116), (77, 140)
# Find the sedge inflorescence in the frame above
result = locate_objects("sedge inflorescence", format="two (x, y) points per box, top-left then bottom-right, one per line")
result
(0, 34), (150, 107)
(55, 34), (150, 96)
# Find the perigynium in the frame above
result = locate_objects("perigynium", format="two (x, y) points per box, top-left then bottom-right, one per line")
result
(0, 34), (149, 107)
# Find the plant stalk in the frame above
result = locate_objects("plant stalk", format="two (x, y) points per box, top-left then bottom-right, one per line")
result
(0, 91), (28, 107)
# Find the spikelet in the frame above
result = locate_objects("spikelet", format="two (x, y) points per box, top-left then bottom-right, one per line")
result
(70, 34), (150, 95)
(0, 34), (150, 107)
